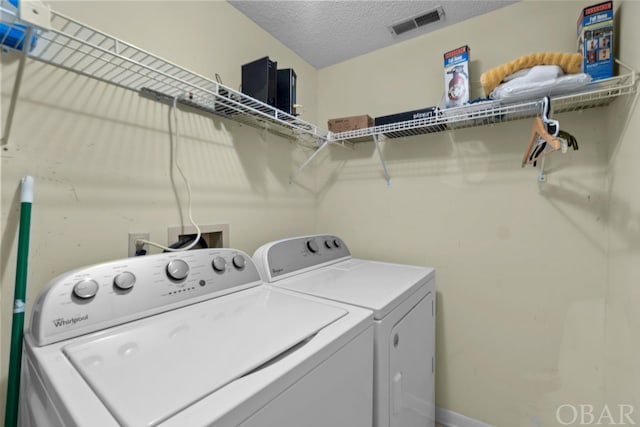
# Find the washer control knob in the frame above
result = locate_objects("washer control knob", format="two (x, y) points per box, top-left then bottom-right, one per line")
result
(73, 279), (99, 299)
(114, 272), (136, 290)
(212, 256), (226, 272)
(333, 239), (342, 248)
(166, 259), (189, 281)
(232, 255), (245, 270)
(324, 240), (333, 249)
(306, 240), (319, 253)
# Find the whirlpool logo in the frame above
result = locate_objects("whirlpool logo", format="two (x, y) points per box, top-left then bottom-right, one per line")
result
(52, 314), (88, 328)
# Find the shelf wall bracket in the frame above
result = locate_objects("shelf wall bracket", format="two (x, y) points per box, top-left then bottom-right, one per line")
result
(1, 26), (33, 148)
(289, 138), (331, 184)
(537, 156), (547, 183)
(373, 134), (391, 186)
(19, 0), (52, 31)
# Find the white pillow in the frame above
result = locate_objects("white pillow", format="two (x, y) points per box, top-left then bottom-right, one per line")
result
(502, 65), (564, 83)
(490, 73), (592, 102)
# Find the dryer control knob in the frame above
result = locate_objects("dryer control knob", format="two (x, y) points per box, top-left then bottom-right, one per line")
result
(306, 240), (319, 253)
(324, 240), (333, 249)
(167, 259), (189, 281)
(73, 279), (99, 299)
(212, 256), (226, 272)
(114, 272), (136, 290)
(333, 239), (342, 248)
(232, 255), (245, 270)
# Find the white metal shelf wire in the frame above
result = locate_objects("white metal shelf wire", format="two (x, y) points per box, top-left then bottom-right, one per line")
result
(1, 1), (637, 183)
(330, 61), (637, 143)
(0, 4), (328, 143)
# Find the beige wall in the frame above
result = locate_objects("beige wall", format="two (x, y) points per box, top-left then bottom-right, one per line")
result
(1, 1), (319, 417)
(316, 1), (623, 425)
(2, 1), (638, 426)
(605, 0), (640, 419)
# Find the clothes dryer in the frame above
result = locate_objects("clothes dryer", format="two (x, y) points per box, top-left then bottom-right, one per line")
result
(20, 248), (374, 427)
(254, 235), (436, 427)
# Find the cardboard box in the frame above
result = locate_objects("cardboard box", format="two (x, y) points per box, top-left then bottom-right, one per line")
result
(328, 115), (374, 133)
(577, 1), (614, 81)
(444, 45), (470, 108)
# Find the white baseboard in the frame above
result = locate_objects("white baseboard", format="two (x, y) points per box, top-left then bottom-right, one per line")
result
(436, 406), (495, 427)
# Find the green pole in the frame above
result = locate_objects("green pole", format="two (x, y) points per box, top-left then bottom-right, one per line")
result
(4, 176), (33, 427)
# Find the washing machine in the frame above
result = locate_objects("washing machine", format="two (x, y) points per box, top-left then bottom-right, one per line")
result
(253, 234), (436, 427)
(19, 248), (374, 427)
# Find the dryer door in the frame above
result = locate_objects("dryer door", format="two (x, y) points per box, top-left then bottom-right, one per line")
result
(389, 292), (435, 427)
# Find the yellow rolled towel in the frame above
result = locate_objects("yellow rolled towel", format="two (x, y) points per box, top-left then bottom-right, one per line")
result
(480, 52), (583, 96)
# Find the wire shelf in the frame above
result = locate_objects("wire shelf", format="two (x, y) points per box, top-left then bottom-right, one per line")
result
(329, 100), (540, 142)
(552, 68), (636, 114)
(1, 2), (637, 152)
(0, 4), (327, 144)
(331, 63), (637, 143)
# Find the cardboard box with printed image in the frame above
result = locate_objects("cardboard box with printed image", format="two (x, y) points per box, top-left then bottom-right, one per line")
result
(577, 1), (614, 81)
(444, 45), (470, 108)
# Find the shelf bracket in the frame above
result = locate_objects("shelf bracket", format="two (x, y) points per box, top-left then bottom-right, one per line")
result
(289, 138), (331, 184)
(537, 157), (547, 183)
(373, 134), (391, 186)
(1, 27), (33, 148)
(19, 0), (52, 31)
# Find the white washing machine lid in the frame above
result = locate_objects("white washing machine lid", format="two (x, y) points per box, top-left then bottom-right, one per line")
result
(61, 287), (347, 427)
(274, 259), (434, 320)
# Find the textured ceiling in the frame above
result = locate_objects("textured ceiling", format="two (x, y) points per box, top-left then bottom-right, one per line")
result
(229, 0), (518, 69)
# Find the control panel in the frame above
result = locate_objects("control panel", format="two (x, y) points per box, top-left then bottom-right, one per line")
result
(253, 235), (351, 282)
(30, 249), (260, 346)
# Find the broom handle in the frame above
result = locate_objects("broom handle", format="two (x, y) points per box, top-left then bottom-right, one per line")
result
(4, 176), (33, 427)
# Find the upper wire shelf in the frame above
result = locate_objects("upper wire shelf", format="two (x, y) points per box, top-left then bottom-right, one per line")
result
(330, 61), (637, 143)
(1, 1), (637, 155)
(0, 3), (328, 144)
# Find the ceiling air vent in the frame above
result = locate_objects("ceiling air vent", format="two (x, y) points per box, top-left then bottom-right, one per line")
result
(389, 6), (445, 37)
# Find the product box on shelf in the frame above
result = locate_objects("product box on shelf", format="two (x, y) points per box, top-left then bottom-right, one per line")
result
(328, 115), (374, 133)
(577, 1), (614, 81)
(374, 107), (439, 126)
(443, 45), (470, 108)
(374, 107), (445, 138)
